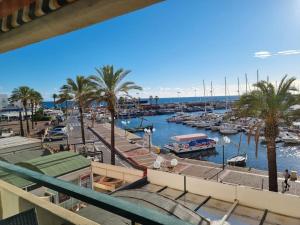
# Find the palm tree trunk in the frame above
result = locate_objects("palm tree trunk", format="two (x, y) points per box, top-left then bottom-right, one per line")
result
(34, 104), (37, 125)
(65, 101), (68, 120)
(31, 103), (34, 129)
(24, 106), (30, 135)
(266, 138), (278, 192)
(79, 106), (86, 145)
(110, 110), (116, 165)
(19, 111), (24, 136)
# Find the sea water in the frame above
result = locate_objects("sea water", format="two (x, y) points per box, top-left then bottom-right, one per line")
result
(116, 113), (300, 173)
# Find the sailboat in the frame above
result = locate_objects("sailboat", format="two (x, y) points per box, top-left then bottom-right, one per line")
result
(125, 117), (153, 133)
(227, 134), (247, 167)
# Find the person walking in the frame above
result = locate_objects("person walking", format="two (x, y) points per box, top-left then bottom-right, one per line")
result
(283, 169), (291, 192)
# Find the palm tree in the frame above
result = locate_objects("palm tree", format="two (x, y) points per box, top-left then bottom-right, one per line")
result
(9, 86), (32, 135)
(90, 65), (142, 165)
(52, 93), (58, 108)
(33, 91), (43, 125)
(57, 90), (72, 120)
(29, 90), (43, 129)
(149, 95), (153, 105)
(155, 95), (159, 105)
(235, 75), (299, 192)
(61, 76), (94, 145)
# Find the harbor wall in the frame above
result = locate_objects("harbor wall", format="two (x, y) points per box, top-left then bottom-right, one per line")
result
(147, 169), (300, 218)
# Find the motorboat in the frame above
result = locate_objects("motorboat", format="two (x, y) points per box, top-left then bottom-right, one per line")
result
(280, 132), (300, 145)
(164, 133), (216, 155)
(210, 125), (221, 131)
(227, 153), (247, 167)
(219, 128), (238, 135)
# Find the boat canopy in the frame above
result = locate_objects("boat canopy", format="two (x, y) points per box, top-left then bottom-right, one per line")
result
(172, 133), (208, 142)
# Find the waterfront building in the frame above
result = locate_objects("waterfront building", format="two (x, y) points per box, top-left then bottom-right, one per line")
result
(0, 94), (8, 109)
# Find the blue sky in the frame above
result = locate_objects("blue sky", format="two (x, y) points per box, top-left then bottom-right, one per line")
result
(1, 0), (300, 99)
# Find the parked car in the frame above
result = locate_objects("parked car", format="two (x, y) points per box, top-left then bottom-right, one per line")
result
(49, 126), (66, 134)
(44, 132), (67, 142)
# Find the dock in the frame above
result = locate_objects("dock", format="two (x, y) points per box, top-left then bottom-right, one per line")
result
(90, 122), (300, 195)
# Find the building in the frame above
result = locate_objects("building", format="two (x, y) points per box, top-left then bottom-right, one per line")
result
(0, 136), (50, 163)
(0, 94), (8, 109)
(0, 151), (91, 210)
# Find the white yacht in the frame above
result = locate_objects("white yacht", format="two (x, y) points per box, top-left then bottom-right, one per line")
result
(280, 132), (300, 144)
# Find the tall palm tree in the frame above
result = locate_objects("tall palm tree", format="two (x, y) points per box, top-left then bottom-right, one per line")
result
(235, 75), (299, 192)
(61, 76), (94, 145)
(57, 90), (72, 120)
(90, 65), (142, 165)
(29, 90), (43, 129)
(52, 93), (58, 109)
(155, 96), (159, 105)
(33, 91), (43, 126)
(149, 95), (153, 105)
(9, 86), (32, 135)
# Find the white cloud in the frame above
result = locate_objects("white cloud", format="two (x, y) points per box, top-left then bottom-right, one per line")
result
(254, 51), (272, 59)
(277, 50), (300, 55)
(254, 49), (300, 59)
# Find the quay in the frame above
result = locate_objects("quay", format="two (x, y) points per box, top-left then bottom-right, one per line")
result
(90, 122), (300, 195)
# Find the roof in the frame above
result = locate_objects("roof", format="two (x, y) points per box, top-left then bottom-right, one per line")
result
(0, 0), (162, 53)
(0, 152), (90, 187)
(0, 148), (51, 164)
(0, 136), (41, 151)
(172, 133), (208, 142)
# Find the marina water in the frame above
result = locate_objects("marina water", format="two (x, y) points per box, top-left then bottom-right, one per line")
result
(117, 113), (300, 173)
(43, 96), (300, 173)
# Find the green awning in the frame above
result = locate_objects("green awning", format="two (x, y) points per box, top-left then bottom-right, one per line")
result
(0, 152), (90, 188)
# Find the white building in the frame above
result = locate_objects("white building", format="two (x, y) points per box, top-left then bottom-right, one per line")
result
(0, 94), (8, 109)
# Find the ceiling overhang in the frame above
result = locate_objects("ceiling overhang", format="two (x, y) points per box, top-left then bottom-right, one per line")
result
(0, 0), (162, 53)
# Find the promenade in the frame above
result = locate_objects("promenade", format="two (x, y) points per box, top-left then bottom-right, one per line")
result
(90, 122), (300, 195)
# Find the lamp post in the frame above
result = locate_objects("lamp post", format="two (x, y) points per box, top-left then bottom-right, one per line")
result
(121, 120), (130, 137)
(144, 127), (155, 152)
(213, 136), (230, 170)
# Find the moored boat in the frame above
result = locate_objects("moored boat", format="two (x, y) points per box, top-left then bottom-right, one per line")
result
(227, 153), (247, 167)
(164, 133), (216, 155)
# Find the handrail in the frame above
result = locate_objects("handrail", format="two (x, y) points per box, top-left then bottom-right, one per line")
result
(0, 160), (192, 225)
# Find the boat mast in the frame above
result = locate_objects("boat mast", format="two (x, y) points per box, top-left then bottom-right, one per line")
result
(237, 77), (240, 96)
(203, 80), (206, 112)
(225, 76), (227, 111)
(210, 81), (213, 108)
(245, 73), (248, 94)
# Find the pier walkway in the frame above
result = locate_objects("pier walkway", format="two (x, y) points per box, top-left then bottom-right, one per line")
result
(90, 122), (300, 195)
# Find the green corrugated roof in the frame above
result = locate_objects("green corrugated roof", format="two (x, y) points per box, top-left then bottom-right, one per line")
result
(0, 152), (90, 188)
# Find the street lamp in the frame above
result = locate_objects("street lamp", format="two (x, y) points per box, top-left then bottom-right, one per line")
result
(213, 136), (231, 170)
(121, 120), (130, 137)
(144, 127), (155, 152)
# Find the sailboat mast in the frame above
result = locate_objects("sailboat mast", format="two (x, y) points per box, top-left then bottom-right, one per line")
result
(245, 73), (248, 94)
(203, 80), (206, 112)
(225, 76), (227, 111)
(237, 77), (240, 96)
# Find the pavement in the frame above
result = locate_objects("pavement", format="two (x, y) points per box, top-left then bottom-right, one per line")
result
(89, 122), (300, 196)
